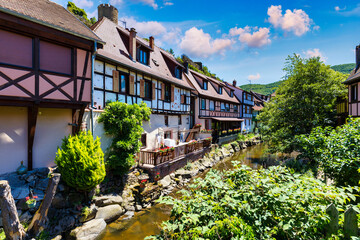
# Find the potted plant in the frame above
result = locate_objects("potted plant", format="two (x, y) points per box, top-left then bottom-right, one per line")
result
(154, 172), (161, 182)
(26, 195), (38, 208)
(194, 123), (202, 128)
(140, 179), (147, 189)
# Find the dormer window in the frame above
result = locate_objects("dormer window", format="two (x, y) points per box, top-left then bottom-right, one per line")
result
(203, 81), (208, 90)
(175, 66), (182, 79)
(219, 86), (223, 94)
(230, 90), (234, 97)
(137, 47), (149, 65)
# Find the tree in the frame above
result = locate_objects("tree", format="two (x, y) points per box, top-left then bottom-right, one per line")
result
(67, 1), (96, 27)
(98, 102), (151, 175)
(258, 55), (348, 153)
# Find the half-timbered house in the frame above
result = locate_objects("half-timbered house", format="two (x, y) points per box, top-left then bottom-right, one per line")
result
(343, 45), (360, 117)
(184, 69), (242, 140)
(0, 0), (102, 174)
(88, 5), (194, 150)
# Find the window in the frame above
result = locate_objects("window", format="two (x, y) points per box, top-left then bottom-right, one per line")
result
(164, 84), (171, 102)
(40, 41), (71, 74)
(165, 115), (169, 126)
(0, 29), (32, 68)
(203, 81), (208, 90)
(209, 100), (215, 111)
(234, 105), (238, 112)
(225, 103), (230, 112)
(230, 90), (234, 97)
(201, 98), (206, 109)
(221, 102), (225, 111)
(178, 115), (182, 125)
(219, 87), (223, 94)
(351, 84), (358, 102)
(141, 133), (147, 148)
(137, 48), (149, 65)
(175, 67), (182, 79)
(164, 131), (171, 139)
(144, 80), (152, 99)
(120, 75), (126, 93)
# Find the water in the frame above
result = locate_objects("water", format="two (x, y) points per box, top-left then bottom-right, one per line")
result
(101, 144), (273, 240)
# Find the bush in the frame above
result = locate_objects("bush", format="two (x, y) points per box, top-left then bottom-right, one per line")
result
(297, 118), (360, 186)
(149, 164), (355, 239)
(55, 131), (105, 191)
(98, 102), (151, 175)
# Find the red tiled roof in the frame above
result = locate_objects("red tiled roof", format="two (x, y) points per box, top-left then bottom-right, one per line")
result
(0, 0), (102, 42)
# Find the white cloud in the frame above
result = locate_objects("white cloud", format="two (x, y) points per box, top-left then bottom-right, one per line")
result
(72, 0), (93, 8)
(247, 73), (261, 81)
(267, 5), (312, 36)
(303, 48), (327, 62)
(180, 27), (232, 58)
(313, 25), (320, 31)
(124, 17), (166, 36)
(164, 1), (174, 6)
(131, 0), (158, 9)
(110, 0), (123, 5)
(216, 29), (221, 34)
(229, 26), (271, 48)
(335, 6), (340, 11)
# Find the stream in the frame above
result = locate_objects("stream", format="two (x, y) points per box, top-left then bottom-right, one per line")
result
(101, 144), (273, 240)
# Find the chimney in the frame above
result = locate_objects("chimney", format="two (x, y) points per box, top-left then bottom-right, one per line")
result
(129, 28), (137, 61)
(356, 45), (360, 68)
(184, 62), (189, 74)
(233, 80), (237, 87)
(149, 36), (154, 49)
(98, 4), (118, 24)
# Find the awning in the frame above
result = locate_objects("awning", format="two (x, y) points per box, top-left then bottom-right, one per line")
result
(210, 117), (244, 122)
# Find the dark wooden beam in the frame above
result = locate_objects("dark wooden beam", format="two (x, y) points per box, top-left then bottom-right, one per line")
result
(27, 105), (39, 171)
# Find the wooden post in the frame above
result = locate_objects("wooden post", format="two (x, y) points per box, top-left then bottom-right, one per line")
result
(27, 173), (61, 237)
(344, 206), (358, 239)
(0, 181), (26, 240)
(326, 203), (339, 236)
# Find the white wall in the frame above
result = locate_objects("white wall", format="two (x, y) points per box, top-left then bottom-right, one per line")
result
(0, 106), (27, 174)
(33, 108), (72, 169)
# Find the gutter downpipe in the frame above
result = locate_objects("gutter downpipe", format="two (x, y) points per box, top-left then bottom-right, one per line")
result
(90, 41), (97, 137)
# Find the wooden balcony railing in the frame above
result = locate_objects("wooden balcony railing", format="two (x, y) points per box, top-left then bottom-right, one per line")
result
(139, 140), (210, 166)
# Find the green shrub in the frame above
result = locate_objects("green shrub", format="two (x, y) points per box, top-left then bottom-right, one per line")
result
(297, 118), (360, 186)
(150, 164), (355, 239)
(98, 102), (151, 175)
(55, 131), (105, 191)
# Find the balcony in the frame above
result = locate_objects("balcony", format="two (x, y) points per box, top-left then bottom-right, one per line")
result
(139, 138), (212, 166)
(199, 109), (240, 118)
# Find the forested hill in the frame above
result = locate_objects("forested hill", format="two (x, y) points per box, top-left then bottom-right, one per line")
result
(330, 63), (355, 74)
(239, 63), (355, 95)
(239, 81), (284, 95)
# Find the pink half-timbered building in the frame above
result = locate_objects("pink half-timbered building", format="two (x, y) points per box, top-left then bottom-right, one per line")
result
(344, 45), (360, 117)
(0, 0), (102, 174)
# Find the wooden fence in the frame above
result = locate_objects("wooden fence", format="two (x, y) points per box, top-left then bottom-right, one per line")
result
(326, 203), (359, 238)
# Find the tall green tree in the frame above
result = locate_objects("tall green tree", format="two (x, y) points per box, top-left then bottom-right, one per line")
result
(98, 102), (151, 175)
(67, 1), (96, 27)
(258, 55), (348, 153)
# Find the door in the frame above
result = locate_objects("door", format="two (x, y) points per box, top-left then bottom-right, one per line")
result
(190, 96), (195, 128)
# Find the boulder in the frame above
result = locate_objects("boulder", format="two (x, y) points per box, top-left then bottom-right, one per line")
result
(35, 178), (49, 191)
(58, 215), (76, 231)
(123, 173), (138, 186)
(175, 169), (193, 179)
(19, 211), (32, 224)
(52, 193), (67, 209)
(69, 218), (106, 240)
(159, 175), (172, 188)
(80, 204), (98, 223)
(11, 186), (29, 200)
(94, 195), (123, 207)
(95, 205), (124, 223)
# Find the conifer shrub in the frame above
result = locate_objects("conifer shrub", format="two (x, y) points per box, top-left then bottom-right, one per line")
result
(55, 131), (105, 191)
(98, 102), (151, 175)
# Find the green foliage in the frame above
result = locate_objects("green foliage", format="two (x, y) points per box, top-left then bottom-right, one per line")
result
(67, 1), (96, 27)
(331, 63), (355, 74)
(55, 131), (105, 191)
(296, 118), (360, 186)
(240, 80), (284, 95)
(98, 102), (151, 175)
(258, 55), (348, 153)
(151, 164), (355, 239)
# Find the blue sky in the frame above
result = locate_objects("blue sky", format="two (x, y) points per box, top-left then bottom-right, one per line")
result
(54, 0), (360, 86)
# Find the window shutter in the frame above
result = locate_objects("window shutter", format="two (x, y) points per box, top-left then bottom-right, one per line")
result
(129, 75), (135, 95)
(152, 82), (156, 100)
(140, 79), (145, 98)
(181, 94), (185, 104)
(161, 83), (165, 100)
(171, 85), (174, 102)
(112, 70), (119, 92)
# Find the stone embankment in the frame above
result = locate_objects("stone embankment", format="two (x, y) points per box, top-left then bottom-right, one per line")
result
(0, 137), (261, 240)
